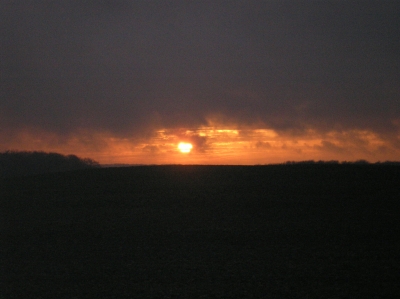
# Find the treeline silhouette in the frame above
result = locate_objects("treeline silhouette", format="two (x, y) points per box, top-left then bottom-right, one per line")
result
(280, 160), (400, 165)
(0, 150), (100, 178)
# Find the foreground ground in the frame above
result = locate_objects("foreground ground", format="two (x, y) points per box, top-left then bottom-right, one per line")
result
(1, 165), (400, 298)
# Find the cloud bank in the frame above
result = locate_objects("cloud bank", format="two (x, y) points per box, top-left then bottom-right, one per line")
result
(1, 1), (399, 163)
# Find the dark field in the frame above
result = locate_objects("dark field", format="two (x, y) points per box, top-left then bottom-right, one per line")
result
(1, 165), (400, 298)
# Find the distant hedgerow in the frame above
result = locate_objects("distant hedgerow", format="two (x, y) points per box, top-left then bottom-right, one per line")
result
(0, 150), (100, 178)
(281, 160), (400, 165)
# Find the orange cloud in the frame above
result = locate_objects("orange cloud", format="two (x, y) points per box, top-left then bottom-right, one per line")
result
(1, 125), (399, 165)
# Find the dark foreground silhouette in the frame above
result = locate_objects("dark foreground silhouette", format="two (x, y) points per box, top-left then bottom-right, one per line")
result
(0, 151), (100, 178)
(1, 165), (399, 298)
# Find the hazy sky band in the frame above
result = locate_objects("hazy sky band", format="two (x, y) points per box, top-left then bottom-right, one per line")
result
(1, 1), (399, 163)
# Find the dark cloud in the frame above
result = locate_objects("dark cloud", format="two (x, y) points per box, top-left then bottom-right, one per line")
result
(316, 141), (347, 154)
(188, 135), (209, 153)
(142, 145), (160, 154)
(255, 141), (272, 149)
(1, 1), (399, 139)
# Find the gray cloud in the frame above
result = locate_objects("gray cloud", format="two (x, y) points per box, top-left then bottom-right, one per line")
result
(1, 1), (399, 140)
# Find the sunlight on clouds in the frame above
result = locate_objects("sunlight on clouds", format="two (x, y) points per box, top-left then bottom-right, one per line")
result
(1, 126), (399, 164)
(133, 127), (400, 164)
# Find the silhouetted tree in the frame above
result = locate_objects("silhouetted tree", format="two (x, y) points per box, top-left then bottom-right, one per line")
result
(281, 160), (375, 165)
(375, 161), (400, 165)
(0, 151), (100, 178)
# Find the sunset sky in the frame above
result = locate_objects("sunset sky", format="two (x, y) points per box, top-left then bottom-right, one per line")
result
(1, 1), (399, 164)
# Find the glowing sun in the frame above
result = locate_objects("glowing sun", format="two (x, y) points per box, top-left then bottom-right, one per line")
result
(178, 142), (193, 153)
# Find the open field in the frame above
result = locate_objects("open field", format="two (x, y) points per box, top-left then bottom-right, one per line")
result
(1, 165), (400, 298)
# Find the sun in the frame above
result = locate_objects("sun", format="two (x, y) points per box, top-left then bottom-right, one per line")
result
(178, 142), (193, 153)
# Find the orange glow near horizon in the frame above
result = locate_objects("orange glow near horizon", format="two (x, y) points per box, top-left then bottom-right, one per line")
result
(1, 126), (399, 165)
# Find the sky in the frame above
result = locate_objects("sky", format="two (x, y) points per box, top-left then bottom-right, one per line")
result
(1, 0), (399, 164)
